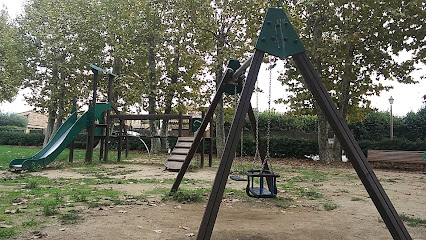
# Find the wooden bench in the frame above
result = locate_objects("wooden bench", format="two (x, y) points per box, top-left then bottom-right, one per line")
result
(367, 150), (426, 170)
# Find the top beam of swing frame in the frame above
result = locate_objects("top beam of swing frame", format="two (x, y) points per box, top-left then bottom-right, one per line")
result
(196, 7), (411, 240)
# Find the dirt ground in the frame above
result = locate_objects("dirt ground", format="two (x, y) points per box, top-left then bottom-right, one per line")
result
(16, 157), (426, 240)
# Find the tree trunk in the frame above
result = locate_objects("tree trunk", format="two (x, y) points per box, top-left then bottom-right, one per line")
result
(332, 42), (355, 162)
(310, 15), (332, 162)
(147, 33), (161, 153)
(162, 52), (180, 152)
(317, 106), (332, 163)
(215, 35), (226, 157)
(44, 107), (57, 146)
(53, 76), (66, 134)
(43, 67), (59, 146)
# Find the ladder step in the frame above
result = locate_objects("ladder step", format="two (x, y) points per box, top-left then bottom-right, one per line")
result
(177, 137), (195, 142)
(167, 155), (187, 162)
(164, 160), (183, 171)
(172, 148), (190, 155)
(175, 142), (193, 148)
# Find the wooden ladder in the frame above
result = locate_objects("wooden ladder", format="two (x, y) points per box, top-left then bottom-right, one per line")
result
(164, 137), (195, 171)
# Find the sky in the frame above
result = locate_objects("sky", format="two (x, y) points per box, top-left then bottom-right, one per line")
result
(0, 0), (425, 117)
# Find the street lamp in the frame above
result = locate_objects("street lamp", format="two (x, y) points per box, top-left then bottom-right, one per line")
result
(389, 96), (394, 140)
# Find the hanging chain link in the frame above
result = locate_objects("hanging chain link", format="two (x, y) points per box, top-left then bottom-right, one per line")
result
(261, 62), (275, 172)
(252, 80), (260, 169)
(232, 84), (238, 174)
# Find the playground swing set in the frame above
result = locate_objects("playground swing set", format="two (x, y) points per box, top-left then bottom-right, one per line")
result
(9, 7), (413, 240)
(168, 7), (412, 240)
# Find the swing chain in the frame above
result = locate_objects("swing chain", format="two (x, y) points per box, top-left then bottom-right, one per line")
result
(266, 65), (272, 160)
(253, 80), (260, 167)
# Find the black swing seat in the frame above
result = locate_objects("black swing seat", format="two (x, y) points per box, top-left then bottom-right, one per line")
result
(245, 169), (280, 198)
(230, 175), (247, 181)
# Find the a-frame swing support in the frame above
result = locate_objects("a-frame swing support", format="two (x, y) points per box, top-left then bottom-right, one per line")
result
(192, 8), (410, 240)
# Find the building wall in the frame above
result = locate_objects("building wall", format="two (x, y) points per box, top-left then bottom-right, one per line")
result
(17, 111), (48, 133)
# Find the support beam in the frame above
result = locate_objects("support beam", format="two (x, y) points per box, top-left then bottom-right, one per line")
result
(293, 52), (410, 240)
(196, 50), (264, 240)
(169, 68), (234, 194)
(110, 114), (192, 120)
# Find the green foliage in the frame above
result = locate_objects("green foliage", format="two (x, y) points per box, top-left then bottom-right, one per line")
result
(42, 200), (59, 216)
(59, 210), (82, 225)
(0, 9), (25, 103)
(323, 202), (338, 211)
(21, 219), (38, 227)
(0, 112), (28, 127)
(399, 213), (426, 227)
(167, 189), (205, 203)
(350, 109), (426, 141)
(0, 228), (15, 239)
(241, 135), (318, 158)
(242, 111), (317, 133)
(0, 131), (44, 146)
(359, 138), (426, 152)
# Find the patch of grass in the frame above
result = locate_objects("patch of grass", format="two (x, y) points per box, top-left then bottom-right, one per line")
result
(22, 219), (39, 227)
(24, 179), (39, 189)
(59, 210), (82, 225)
(300, 189), (323, 200)
(42, 200), (59, 216)
(0, 228), (15, 239)
(166, 189), (206, 203)
(399, 213), (426, 227)
(323, 202), (338, 211)
(351, 197), (364, 201)
(272, 197), (295, 209)
(107, 169), (138, 176)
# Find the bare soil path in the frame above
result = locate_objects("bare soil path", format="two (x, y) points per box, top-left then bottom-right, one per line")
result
(15, 157), (426, 240)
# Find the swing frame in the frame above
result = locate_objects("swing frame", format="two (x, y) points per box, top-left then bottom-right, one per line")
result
(170, 8), (411, 240)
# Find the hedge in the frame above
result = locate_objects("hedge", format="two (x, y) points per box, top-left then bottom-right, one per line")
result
(0, 131), (44, 146)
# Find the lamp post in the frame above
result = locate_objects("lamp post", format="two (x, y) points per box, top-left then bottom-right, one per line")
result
(389, 96), (394, 140)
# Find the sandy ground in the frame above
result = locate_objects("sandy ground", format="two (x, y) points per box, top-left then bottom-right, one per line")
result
(15, 158), (426, 240)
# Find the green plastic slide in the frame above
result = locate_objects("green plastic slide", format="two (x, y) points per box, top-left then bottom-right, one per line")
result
(9, 103), (111, 170)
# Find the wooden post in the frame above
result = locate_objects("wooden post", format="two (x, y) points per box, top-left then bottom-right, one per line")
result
(85, 68), (98, 163)
(178, 112), (183, 137)
(293, 52), (411, 240)
(209, 115), (213, 167)
(200, 111), (205, 168)
(118, 119), (123, 162)
(104, 74), (114, 163)
(69, 97), (77, 163)
(125, 127), (129, 159)
(196, 50), (264, 240)
(170, 68), (234, 193)
(99, 111), (105, 161)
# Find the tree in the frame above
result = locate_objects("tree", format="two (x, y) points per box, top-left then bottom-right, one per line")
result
(18, 0), (104, 145)
(278, 0), (425, 162)
(185, 0), (268, 156)
(0, 9), (25, 103)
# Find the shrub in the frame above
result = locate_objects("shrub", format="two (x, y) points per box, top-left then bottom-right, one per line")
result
(0, 112), (28, 127)
(359, 138), (426, 152)
(240, 135), (318, 158)
(0, 131), (44, 146)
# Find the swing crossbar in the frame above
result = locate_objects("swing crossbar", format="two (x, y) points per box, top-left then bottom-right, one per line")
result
(246, 169), (279, 198)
